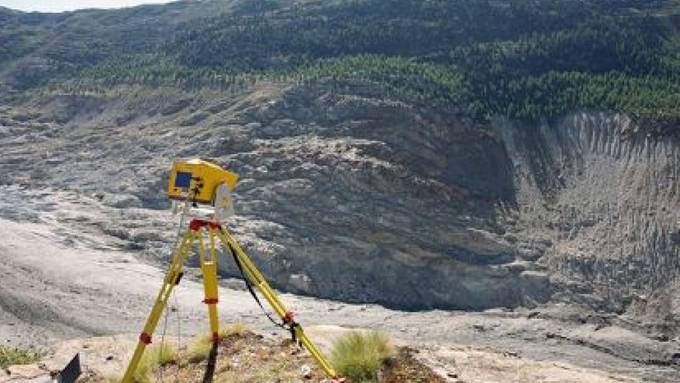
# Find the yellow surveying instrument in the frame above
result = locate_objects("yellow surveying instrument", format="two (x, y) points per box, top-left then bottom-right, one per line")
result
(121, 159), (342, 382)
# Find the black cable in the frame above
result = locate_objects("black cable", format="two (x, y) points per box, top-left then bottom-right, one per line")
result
(226, 243), (289, 331)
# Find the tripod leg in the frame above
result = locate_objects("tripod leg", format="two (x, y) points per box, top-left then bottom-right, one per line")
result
(198, 228), (220, 343)
(121, 230), (194, 383)
(215, 228), (340, 381)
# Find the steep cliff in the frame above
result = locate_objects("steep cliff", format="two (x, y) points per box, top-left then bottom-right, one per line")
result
(499, 113), (680, 325)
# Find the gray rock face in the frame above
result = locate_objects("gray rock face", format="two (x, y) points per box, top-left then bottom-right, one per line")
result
(0, 83), (677, 318)
(498, 113), (680, 323)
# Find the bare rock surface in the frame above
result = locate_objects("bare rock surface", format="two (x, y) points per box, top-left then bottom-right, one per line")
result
(426, 345), (638, 383)
(497, 113), (680, 338)
(1, 83), (548, 311)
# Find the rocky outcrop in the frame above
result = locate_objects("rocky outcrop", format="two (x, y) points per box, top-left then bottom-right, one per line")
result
(0, 83), (677, 318)
(207, 84), (548, 310)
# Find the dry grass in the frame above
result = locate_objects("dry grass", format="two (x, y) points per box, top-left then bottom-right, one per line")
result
(187, 323), (247, 363)
(133, 343), (178, 383)
(155, 325), (328, 383)
(215, 359), (303, 383)
(0, 345), (41, 369)
(330, 331), (394, 383)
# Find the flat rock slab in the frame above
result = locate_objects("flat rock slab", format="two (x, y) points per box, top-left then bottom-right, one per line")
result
(3, 364), (50, 382)
(427, 346), (640, 383)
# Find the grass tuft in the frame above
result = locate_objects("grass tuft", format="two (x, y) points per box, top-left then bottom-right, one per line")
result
(187, 323), (247, 363)
(330, 331), (394, 383)
(133, 343), (177, 383)
(186, 339), (212, 364)
(0, 346), (41, 369)
(148, 342), (178, 367)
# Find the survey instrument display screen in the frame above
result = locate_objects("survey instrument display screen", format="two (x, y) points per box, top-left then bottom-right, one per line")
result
(174, 172), (192, 189)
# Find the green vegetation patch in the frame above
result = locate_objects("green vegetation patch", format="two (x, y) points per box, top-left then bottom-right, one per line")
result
(331, 330), (394, 383)
(0, 345), (42, 369)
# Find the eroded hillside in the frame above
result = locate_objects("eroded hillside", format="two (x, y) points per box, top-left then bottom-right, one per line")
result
(1, 82), (678, 330)
(499, 113), (680, 333)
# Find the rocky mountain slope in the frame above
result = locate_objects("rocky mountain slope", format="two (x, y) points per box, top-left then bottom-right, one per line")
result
(2, 82), (543, 311)
(1, 81), (678, 327)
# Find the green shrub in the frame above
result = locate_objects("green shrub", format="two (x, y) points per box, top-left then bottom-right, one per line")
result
(0, 346), (41, 369)
(330, 331), (394, 383)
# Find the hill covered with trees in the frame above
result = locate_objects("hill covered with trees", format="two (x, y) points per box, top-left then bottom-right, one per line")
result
(2, 0), (679, 125)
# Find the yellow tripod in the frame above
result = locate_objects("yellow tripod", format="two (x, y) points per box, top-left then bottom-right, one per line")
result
(120, 218), (341, 382)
